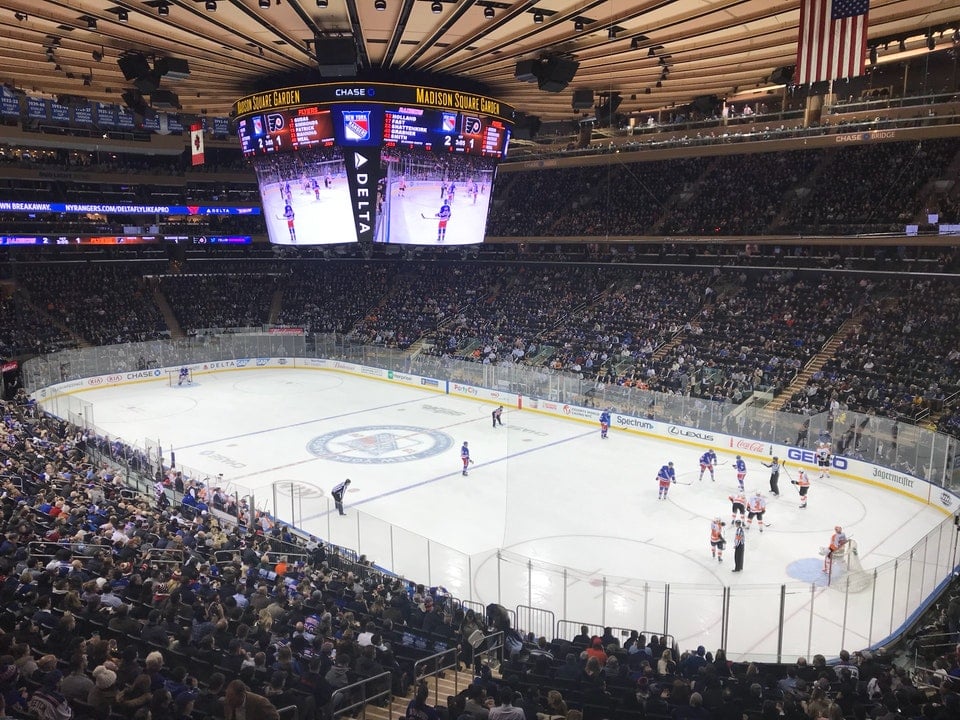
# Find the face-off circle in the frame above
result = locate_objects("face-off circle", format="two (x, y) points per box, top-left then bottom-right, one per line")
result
(306, 425), (453, 464)
(274, 480), (326, 498)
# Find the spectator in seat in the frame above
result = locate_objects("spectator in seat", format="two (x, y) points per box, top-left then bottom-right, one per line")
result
(488, 687), (524, 720)
(585, 637), (607, 666)
(223, 680), (279, 720)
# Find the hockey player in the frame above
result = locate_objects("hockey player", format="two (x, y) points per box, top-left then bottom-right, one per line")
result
(733, 455), (747, 491)
(793, 468), (811, 508)
(823, 525), (847, 573)
(710, 517), (726, 563)
(746, 491), (767, 532)
(461, 441), (473, 476)
(492, 405), (503, 428)
(282, 202), (296, 243)
(657, 462), (676, 500)
(599, 409), (611, 439)
(762, 456), (782, 496)
(729, 490), (746, 522)
(331, 478), (351, 516)
(177, 367), (191, 386)
(434, 201), (452, 242)
(698, 449), (717, 482)
(816, 440), (832, 478)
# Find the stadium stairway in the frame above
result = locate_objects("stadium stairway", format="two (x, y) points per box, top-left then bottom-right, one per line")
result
(764, 315), (862, 411)
(267, 281), (286, 325)
(361, 667), (478, 720)
(152, 285), (185, 338)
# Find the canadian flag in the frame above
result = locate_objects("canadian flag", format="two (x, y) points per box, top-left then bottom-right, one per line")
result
(190, 123), (205, 166)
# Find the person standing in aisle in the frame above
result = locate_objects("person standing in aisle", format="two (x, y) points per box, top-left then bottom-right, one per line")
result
(331, 479), (351, 516)
(732, 520), (745, 572)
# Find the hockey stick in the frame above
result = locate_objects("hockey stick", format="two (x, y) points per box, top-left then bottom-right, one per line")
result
(420, 213), (435, 220)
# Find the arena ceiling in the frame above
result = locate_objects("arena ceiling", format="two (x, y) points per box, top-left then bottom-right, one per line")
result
(1, 0), (959, 123)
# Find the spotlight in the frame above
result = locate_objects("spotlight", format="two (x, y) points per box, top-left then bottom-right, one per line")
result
(484, 5), (494, 19)
(92, 48), (103, 62)
(899, 38), (906, 52)
(630, 38), (640, 50)
(317, 0), (328, 6)
(431, 1), (442, 13)
(83, 76), (92, 87)
(87, 18), (97, 29)
(656, 80), (662, 87)
(374, 0), (386, 9)
(574, 18), (584, 31)
(54, 64), (62, 71)
(869, 46), (877, 64)
(259, 0), (271, 7)
(533, 11), (543, 24)
(648, 47), (655, 57)
(117, 9), (128, 21)
(158, 3), (169, 15)
(206, 0), (217, 10)
(608, 27), (617, 39)
(927, 35), (936, 51)
(14, 12), (27, 21)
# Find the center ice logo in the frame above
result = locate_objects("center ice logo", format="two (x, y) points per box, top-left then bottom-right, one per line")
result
(342, 111), (370, 142)
(306, 425), (453, 464)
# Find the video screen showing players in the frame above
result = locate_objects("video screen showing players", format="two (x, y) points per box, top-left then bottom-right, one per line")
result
(374, 146), (496, 245)
(251, 146), (357, 245)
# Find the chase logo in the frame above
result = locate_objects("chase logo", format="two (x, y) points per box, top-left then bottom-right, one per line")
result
(342, 111), (370, 142)
(307, 425), (453, 464)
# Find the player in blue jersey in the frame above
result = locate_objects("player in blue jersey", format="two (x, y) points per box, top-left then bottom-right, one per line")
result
(599, 409), (611, 439)
(733, 455), (747, 491)
(434, 202), (451, 242)
(698, 449), (717, 481)
(460, 441), (473, 476)
(177, 367), (191, 386)
(657, 462), (676, 500)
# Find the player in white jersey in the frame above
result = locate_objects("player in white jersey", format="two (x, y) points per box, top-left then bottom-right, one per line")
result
(816, 441), (832, 478)
(746, 491), (767, 532)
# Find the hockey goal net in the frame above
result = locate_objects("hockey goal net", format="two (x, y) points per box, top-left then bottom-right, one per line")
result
(167, 369), (193, 387)
(827, 538), (872, 593)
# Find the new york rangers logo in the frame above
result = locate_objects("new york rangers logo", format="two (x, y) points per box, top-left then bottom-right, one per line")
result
(342, 111), (370, 142)
(441, 113), (457, 132)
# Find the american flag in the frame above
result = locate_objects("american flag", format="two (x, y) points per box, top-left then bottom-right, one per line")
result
(795, 0), (870, 85)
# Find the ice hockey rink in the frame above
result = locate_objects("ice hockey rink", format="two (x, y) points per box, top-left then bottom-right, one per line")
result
(55, 368), (951, 661)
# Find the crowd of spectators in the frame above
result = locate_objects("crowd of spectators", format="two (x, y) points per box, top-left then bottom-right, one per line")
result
(782, 278), (960, 424)
(161, 274), (277, 332)
(13, 264), (169, 346)
(0, 292), (74, 357)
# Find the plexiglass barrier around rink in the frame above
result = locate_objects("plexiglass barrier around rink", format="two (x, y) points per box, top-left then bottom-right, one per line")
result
(23, 334), (960, 662)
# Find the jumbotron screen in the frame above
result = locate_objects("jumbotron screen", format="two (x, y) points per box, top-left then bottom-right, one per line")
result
(233, 82), (514, 245)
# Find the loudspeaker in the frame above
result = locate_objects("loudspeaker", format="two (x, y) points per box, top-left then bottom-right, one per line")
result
(150, 89), (180, 110)
(156, 57), (190, 80)
(572, 89), (594, 110)
(515, 60), (540, 83)
(118, 53), (151, 81)
(134, 71), (162, 95)
(316, 37), (357, 77)
(770, 66), (794, 85)
(511, 115), (541, 140)
(538, 57), (579, 92)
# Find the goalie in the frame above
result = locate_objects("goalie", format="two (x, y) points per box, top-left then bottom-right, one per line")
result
(822, 525), (848, 573)
(177, 367), (192, 386)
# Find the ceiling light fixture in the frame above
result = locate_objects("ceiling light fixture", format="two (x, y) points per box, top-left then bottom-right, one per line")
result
(607, 27), (617, 39)
(259, 0), (271, 8)
(206, 0), (217, 10)
(117, 9), (128, 21)
(317, 0), (328, 7)
(927, 35), (936, 50)
(574, 18), (584, 31)
(630, 37), (640, 50)
(484, 5), (494, 19)
(647, 47), (655, 57)
(54, 64), (62, 71)
(374, 0), (386, 9)
(431, 1), (442, 13)
(869, 46), (877, 64)
(14, 12), (27, 21)
(158, 3), (170, 16)
(533, 11), (543, 23)
(87, 18), (97, 29)
(899, 38), (906, 52)
(655, 80), (662, 87)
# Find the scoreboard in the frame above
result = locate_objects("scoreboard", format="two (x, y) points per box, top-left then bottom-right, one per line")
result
(382, 107), (508, 157)
(238, 108), (335, 157)
(234, 81), (514, 245)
